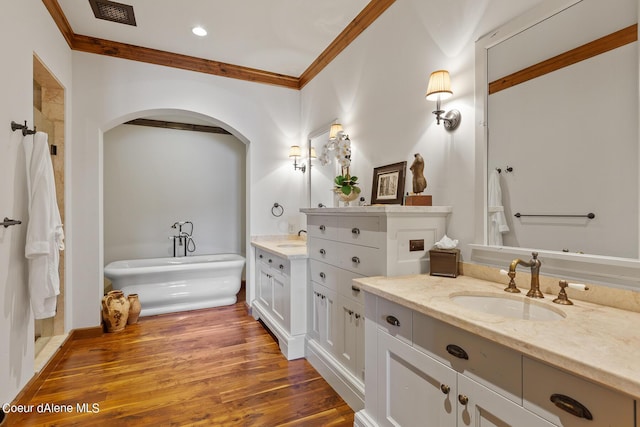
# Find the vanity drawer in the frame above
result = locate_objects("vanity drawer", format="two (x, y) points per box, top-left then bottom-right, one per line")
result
(307, 215), (338, 240)
(308, 238), (339, 265)
(256, 250), (289, 275)
(338, 270), (365, 304)
(523, 357), (635, 427)
(413, 312), (522, 403)
(309, 259), (340, 292)
(337, 216), (381, 248)
(377, 298), (412, 345)
(337, 243), (381, 276)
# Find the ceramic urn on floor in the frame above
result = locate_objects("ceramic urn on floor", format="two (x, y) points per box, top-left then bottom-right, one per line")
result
(127, 293), (141, 324)
(102, 290), (130, 332)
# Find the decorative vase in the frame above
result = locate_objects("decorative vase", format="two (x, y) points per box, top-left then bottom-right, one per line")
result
(127, 294), (141, 325)
(102, 290), (130, 332)
(336, 189), (359, 206)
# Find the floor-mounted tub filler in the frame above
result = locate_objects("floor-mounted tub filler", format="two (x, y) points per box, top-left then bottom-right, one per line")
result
(104, 254), (245, 317)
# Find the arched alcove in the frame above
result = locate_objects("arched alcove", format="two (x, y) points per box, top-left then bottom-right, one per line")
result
(101, 109), (249, 294)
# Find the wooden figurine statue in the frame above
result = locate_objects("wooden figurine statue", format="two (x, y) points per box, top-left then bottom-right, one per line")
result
(410, 153), (427, 194)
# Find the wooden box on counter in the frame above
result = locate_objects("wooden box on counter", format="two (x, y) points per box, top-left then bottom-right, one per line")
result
(429, 248), (460, 277)
(405, 195), (432, 206)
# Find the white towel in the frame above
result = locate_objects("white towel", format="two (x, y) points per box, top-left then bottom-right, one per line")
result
(488, 169), (509, 246)
(24, 132), (64, 319)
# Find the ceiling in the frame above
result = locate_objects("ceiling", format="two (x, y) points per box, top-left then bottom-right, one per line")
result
(50, 0), (389, 89)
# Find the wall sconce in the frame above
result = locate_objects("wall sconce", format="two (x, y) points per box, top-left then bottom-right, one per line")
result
(425, 70), (461, 131)
(289, 145), (306, 172)
(329, 123), (343, 140)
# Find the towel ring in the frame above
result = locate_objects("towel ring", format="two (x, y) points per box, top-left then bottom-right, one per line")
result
(271, 203), (284, 217)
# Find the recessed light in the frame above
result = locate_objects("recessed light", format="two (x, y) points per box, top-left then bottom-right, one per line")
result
(192, 26), (207, 37)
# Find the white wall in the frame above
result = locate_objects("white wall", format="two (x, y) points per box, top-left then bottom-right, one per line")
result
(300, 0), (545, 260)
(103, 124), (246, 264)
(0, 0), (72, 405)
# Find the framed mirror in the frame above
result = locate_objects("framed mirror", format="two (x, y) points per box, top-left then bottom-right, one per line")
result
(473, 0), (640, 289)
(308, 121), (341, 208)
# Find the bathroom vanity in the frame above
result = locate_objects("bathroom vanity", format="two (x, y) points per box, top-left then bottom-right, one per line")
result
(250, 238), (308, 360)
(301, 206), (452, 410)
(353, 274), (639, 427)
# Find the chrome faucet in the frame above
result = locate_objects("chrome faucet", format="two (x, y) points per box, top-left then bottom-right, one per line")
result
(170, 221), (196, 257)
(505, 252), (543, 298)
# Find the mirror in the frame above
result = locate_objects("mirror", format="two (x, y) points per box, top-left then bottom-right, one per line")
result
(474, 0), (640, 288)
(307, 122), (342, 208)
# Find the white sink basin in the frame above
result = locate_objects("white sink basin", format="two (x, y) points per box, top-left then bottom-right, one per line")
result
(449, 292), (565, 321)
(277, 243), (305, 248)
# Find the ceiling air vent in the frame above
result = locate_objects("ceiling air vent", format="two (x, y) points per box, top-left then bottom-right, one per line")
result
(89, 0), (137, 26)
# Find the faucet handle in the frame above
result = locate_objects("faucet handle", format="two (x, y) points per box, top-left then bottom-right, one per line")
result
(500, 269), (521, 294)
(553, 280), (589, 305)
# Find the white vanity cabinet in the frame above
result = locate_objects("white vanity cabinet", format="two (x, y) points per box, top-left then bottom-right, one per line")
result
(252, 248), (307, 360)
(358, 293), (635, 427)
(302, 206), (452, 410)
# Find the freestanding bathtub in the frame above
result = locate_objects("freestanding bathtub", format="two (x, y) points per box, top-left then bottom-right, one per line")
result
(104, 254), (245, 317)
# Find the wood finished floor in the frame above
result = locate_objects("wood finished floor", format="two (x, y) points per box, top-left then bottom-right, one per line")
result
(7, 301), (354, 426)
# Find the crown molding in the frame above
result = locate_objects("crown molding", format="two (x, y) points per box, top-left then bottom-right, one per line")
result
(42, 0), (396, 90)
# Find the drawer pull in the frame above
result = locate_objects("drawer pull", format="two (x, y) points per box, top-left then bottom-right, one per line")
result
(550, 394), (593, 420)
(259, 254), (263, 259)
(386, 315), (401, 327)
(440, 384), (450, 395)
(458, 395), (469, 406)
(351, 285), (361, 293)
(279, 264), (284, 270)
(268, 259), (273, 263)
(319, 249), (326, 255)
(351, 256), (361, 264)
(446, 344), (469, 360)
(319, 272), (326, 279)
(355, 313), (361, 319)
(351, 227), (360, 235)
(319, 225), (326, 231)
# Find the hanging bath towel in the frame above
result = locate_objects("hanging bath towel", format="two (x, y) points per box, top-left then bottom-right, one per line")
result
(24, 131), (64, 319)
(488, 169), (510, 246)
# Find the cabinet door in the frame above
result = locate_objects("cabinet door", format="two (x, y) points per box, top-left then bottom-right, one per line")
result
(377, 330), (457, 427)
(457, 375), (553, 427)
(257, 264), (272, 309)
(312, 282), (338, 355)
(338, 295), (365, 381)
(271, 269), (288, 324)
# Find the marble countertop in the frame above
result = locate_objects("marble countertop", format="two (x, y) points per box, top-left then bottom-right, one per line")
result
(300, 206), (452, 215)
(354, 274), (640, 399)
(251, 236), (308, 260)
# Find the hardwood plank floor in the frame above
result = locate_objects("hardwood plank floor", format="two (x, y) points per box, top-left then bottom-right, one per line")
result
(6, 301), (354, 426)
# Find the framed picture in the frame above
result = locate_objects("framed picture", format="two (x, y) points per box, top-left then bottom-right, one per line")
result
(371, 161), (407, 205)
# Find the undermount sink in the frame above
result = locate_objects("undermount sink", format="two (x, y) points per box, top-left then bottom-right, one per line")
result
(449, 292), (566, 321)
(277, 243), (305, 248)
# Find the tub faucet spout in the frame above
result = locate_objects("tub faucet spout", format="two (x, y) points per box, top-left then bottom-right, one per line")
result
(506, 252), (543, 298)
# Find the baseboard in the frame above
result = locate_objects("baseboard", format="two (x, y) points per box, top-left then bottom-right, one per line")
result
(252, 302), (305, 360)
(11, 325), (103, 405)
(354, 410), (378, 427)
(305, 338), (364, 412)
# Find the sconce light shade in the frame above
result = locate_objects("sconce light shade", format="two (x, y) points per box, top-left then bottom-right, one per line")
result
(425, 70), (453, 101)
(289, 145), (302, 158)
(310, 147), (317, 159)
(425, 69), (460, 131)
(289, 145), (306, 172)
(329, 123), (343, 140)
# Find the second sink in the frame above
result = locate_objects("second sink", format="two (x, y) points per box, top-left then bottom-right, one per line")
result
(450, 292), (565, 321)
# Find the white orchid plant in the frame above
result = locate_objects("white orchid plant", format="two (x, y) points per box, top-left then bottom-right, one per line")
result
(320, 131), (360, 196)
